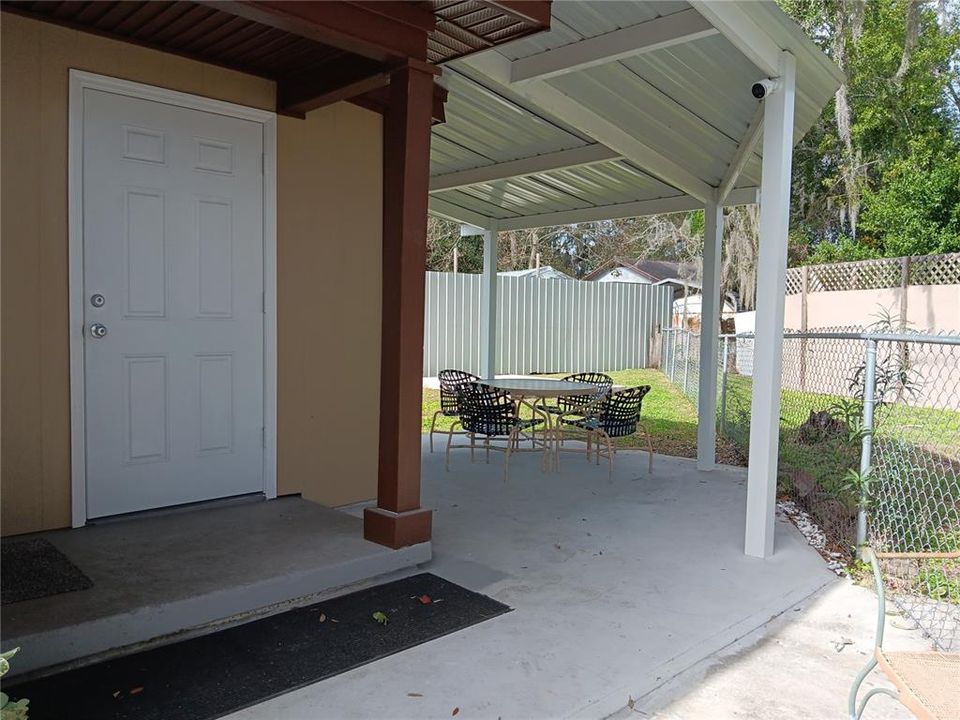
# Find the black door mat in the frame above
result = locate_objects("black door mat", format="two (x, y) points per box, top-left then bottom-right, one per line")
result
(6, 572), (511, 720)
(1, 537), (93, 605)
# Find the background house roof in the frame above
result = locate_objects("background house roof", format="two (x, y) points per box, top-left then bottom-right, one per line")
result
(498, 266), (574, 280)
(429, 0), (842, 231)
(583, 258), (696, 282)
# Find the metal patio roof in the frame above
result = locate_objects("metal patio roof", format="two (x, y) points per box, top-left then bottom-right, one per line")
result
(428, 0), (843, 231)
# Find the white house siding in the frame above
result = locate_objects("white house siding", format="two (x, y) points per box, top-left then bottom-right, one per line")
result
(595, 267), (652, 284)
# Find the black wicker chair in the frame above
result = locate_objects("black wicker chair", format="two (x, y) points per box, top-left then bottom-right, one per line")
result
(544, 372), (613, 416)
(429, 369), (480, 453)
(446, 382), (545, 481)
(556, 385), (653, 477)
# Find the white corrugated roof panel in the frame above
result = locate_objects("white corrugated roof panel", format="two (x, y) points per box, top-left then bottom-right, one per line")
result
(429, 0), (842, 230)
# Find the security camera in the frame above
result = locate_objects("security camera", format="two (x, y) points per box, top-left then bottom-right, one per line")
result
(751, 78), (781, 99)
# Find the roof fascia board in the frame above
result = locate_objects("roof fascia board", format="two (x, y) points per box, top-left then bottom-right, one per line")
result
(510, 8), (718, 83)
(687, 1), (781, 77)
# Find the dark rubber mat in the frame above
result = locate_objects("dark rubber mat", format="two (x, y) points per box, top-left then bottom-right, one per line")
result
(7, 572), (511, 720)
(1, 537), (93, 605)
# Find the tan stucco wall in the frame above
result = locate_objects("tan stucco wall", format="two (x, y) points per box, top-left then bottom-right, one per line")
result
(1, 14), (382, 535)
(783, 286), (960, 332)
(276, 107), (382, 505)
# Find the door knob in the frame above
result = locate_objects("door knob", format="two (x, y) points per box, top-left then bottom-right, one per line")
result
(89, 323), (108, 339)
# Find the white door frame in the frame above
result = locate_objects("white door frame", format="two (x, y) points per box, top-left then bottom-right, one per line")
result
(68, 70), (278, 527)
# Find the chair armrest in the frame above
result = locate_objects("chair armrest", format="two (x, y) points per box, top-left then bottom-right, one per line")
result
(556, 396), (606, 423)
(863, 548), (887, 650)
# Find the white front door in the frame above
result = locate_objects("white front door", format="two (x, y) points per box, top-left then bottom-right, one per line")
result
(82, 88), (265, 518)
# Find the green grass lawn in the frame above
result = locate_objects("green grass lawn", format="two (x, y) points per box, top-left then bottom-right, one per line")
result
(422, 369), (743, 463)
(720, 372), (960, 510)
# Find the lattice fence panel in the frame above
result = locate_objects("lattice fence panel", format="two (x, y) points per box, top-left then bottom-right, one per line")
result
(911, 253), (960, 286)
(784, 269), (804, 295)
(784, 253), (960, 295)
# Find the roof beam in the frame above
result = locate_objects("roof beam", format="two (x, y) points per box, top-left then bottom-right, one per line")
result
(429, 143), (621, 192)
(463, 52), (715, 203)
(688, 1), (781, 77)
(511, 8), (718, 83)
(430, 187), (759, 231)
(428, 197), (501, 229)
(279, 59), (392, 117)
(351, 79), (448, 124)
(494, 187), (758, 230)
(211, 1), (435, 63)
(716, 101), (764, 203)
(480, 1), (552, 29)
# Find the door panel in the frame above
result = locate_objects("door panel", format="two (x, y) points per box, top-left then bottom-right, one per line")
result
(83, 89), (264, 518)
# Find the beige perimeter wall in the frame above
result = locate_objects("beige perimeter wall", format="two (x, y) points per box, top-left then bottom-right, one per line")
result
(1, 14), (382, 535)
(783, 286), (960, 332)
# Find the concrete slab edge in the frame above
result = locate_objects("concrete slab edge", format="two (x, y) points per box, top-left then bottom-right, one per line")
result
(572, 574), (838, 720)
(7, 541), (431, 678)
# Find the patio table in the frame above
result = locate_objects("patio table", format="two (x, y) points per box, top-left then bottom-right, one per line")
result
(481, 377), (601, 469)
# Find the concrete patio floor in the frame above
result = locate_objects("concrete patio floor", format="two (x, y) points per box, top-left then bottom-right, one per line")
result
(625, 580), (927, 719)
(228, 439), (864, 719)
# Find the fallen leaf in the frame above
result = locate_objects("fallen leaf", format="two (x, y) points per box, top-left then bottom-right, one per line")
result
(319, 613), (327, 623)
(418, 594), (433, 605)
(113, 691), (120, 699)
(331, 618), (340, 623)
(373, 611), (389, 625)
(130, 687), (144, 696)
(627, 695), (636, 709)
(452, 708), (460, 716)
(407, 693), (424, 698)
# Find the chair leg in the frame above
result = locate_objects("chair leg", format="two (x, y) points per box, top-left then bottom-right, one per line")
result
(639, 422), (654, 473)
(429, 410), (442, 453)
(586, 432), (592, 462)
(505, 429), (517, 483)
(446, 420), (460, 455)
(605, 434), (613, 480)
(470, 433), (475, 463)
(445, 431), (453, 472)
(485, 437), (491, 464)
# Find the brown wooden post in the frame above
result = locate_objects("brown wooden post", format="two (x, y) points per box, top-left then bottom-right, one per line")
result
(364, 60), (438, 548)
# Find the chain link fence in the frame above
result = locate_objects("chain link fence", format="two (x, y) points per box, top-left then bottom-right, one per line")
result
(663, 325), (960, 650)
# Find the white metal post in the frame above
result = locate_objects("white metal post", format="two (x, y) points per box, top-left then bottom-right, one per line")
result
(744, 51), (797, 559)
(479, 223), (499, 378)
(697, 201), (723, 470)
(857, 338), (878, 550)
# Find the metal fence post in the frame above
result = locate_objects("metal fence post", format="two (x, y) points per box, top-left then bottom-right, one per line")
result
(857, 337), (878, 550)
(669, 329), (677, 383)
(682, 330), (690, 396)
(720, 335), (729, 437)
